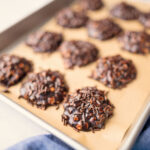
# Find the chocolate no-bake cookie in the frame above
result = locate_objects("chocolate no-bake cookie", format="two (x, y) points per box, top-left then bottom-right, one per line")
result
(139, 13), (150, 28)
(20, 70), (68, 109)
(118, 31), (150, 54)
(62, 86), (114, 132)
(56, 8), (88, 28)
(110, 2), (140, 20)
(26, 31), (63, 53)
(91, 55), (137, 89)
(0, 54), (32, 87)
(60, 40), (99, 69)
(87, 18), (122, 40)
(79, 0), (103, 11)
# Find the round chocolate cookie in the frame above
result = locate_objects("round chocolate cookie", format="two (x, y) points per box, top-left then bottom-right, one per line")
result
(56, 8), (88, 28)
(139, 13), (150, 28)
(26, 31), (63, 53)
(0, 54), (32, 87)
(20, 70), (68, 109)
(118, 31), (150, 54)
(91, 55), (137, 89)
(60, 40), (99, 69)
(62, 86), (114, 132)
(110, 2), (140, 20)
(87, 18), (122, 40)
(79, 0), (103, 11)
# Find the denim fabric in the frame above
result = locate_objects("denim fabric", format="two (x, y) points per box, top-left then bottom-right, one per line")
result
(7, 134), (73, 150)
(132, 117), (150, 150)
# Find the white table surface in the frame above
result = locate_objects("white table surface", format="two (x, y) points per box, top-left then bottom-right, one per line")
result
(0, 0), (53, 149)
(0, 101), (48, 150)
(0, 0), (52, 33)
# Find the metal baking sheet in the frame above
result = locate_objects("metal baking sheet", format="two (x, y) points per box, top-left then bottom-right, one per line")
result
(0, 0), (150, 150)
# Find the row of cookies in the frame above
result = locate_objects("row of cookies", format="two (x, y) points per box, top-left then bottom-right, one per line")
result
(77, 0), (150, 28)
(0, 54), (114, 131)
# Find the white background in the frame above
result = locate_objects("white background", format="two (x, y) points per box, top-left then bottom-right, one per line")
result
(0, 0), (52, 32)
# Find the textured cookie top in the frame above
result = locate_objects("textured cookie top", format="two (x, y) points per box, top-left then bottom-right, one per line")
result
(60, 40), (99, 69)
(91, 55), (137, 89)
(110, 2), (140, 20)
(118, 31), (150, 54)
(56, 8), (88, 28)
(79, 0), (104, 11)
(0, 54), (32, 87)
(87, 18), (122, 40)
(26, 31), (63, 53)
(20, 70), (68, 109)
(62, 86), (114, 132)
(139, 13), (150, 28)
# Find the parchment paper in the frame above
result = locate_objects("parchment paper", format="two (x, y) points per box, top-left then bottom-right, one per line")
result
(0, 0), (150, 149)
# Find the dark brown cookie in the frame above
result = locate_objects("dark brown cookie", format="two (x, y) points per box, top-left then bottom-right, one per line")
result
(91, 55), (137, 89)
(87, 18), (122, 40)
(26, 31), (63, 53)
(118, 31), (150, 54)
(0, 54), (32, 87)
(20, 70), (68, 110)
(79, 0), (103, 11)
(139, 13), (150, 28)
(62, 86), (114, 132)
(110, 2), (140, 20)
(56, 8), (88, 28)
(60, 40), (99, 69)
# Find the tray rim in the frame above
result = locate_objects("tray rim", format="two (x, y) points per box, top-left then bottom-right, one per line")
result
(0, 0), (150, 150)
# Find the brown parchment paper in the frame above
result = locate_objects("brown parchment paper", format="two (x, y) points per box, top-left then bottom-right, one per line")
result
(0, 0), (150, 149)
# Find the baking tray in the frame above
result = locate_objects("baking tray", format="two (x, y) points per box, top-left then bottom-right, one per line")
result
(0, 0), (150, 150)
